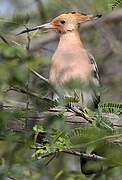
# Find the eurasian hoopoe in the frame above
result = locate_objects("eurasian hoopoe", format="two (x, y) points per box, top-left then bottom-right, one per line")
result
(19, 12), (101, 110)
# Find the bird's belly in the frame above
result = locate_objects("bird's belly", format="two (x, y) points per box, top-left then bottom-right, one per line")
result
(49, 61), (91, 85)
(49, 60), (99, 110)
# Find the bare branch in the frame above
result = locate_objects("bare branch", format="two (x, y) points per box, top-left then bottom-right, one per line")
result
(68, 106), (93, 124)
(0, 35), (9, 44)
(41, 149), (106, 161)
(30, 68), (49, 83)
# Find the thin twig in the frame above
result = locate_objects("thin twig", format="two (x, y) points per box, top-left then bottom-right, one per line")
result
(45, 153), (57, 166)
(7, 176), (16, 180)
(41, 149), (106, 161)
(7, 86), (55, 106)
(25, 26), (31, 128)
(0, 35), (9, 44)
(25, 72), (30, 129)
(25, 25), (31, 51)
(30, 68), (49, 83)
(68, 106), (93, 124)
(7, 87), (40, 99)
(61, 150), (106, 160)
(30, 68), (58, 95)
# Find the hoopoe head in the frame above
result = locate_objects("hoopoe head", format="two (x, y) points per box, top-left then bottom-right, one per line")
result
(18, 12), (101, 35)
(51, 12), (93, 33)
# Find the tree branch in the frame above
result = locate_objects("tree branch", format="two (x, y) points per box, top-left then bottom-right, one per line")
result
(41, 149), (106, 161)
(30, 68), (49, 83)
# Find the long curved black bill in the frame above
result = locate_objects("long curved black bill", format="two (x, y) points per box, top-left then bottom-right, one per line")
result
(17, 22), (52, 35)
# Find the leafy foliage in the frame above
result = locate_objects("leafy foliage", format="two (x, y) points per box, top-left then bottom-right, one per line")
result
(112, 0), (122, 9)
(100, 102), (122, 115)
(0, 0), (122, 180)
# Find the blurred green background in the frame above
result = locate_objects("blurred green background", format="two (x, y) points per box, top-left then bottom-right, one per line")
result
(0, 0), (122, 180)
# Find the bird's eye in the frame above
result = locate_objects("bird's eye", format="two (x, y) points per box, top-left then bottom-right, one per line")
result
(60, 20), (65, 24)
(71, 12), (76, 14)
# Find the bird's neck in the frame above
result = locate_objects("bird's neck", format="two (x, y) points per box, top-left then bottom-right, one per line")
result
(58, 30), (84, 50)
(50, 30), (91, 84)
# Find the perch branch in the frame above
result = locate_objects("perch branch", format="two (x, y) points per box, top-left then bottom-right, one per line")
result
(41, 149), (106, 161)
